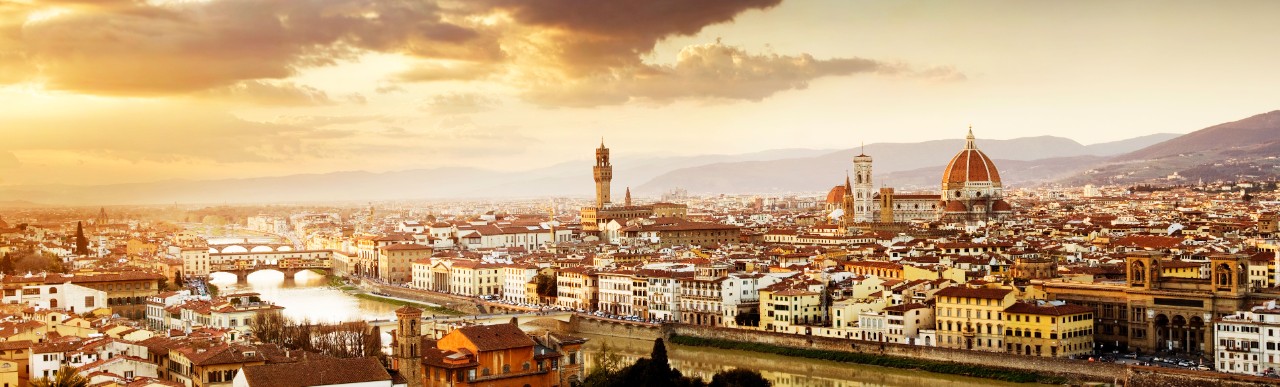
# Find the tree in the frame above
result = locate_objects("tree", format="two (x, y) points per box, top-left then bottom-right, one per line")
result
(74, 221), (89, 256)
(31, 366), (89, 387)
(642, 338), (673, 386)
(0, 253), (13, 275)
(535, 274), (558, 302)
(709, 369), (772, 387)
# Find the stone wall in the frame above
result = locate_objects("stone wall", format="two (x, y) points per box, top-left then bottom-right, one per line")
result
(363, 281), (483, 315)
(568, 315), (663, 341)
(1126, 367), (1278, 387)
(664, 324), (1126, 383)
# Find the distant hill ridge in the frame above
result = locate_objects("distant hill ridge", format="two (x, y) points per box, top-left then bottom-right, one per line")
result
(1117, 110), (1280, 161)
(0, 133), (1179, 205)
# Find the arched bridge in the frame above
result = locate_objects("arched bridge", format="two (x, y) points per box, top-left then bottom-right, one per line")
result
(208, 243), (295, 254)
(211, 263), (330, 282)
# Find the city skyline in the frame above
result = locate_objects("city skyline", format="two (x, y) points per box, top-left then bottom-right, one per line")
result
(2, 1), (1279, 187)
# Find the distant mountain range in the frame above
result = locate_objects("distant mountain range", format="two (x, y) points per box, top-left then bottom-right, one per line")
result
(1063, 110), (1280, 186)
(0, 131), (1182, 206)
(634, 134), (1178, 194)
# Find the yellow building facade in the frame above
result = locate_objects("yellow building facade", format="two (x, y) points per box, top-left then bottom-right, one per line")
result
(934, 286), (1015, 351)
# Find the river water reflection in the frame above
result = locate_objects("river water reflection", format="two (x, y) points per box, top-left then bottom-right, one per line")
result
(579, 334), (1025, 387)
(211, 274), (1026, 386)
(208, 270), (398, 323)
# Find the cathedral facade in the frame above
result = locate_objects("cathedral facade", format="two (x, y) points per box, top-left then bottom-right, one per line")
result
(831, 128), (1013, 225)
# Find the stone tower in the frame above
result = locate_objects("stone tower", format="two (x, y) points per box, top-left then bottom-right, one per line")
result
(594, 139), (613, 208)
(852, 151), (874, 223)
(393, 305), (423, 387)
(624, 187), (632, 207)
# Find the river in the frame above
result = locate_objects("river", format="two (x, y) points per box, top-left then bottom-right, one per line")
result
(578, 334), (1025, 387)
(208, 272), (1026, 386)
(207, 270), (400, 323)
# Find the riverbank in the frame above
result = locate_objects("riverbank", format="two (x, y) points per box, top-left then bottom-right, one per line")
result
(350, 293), (466, 316)
(668, 335), (1068, 384)
(564, 316), (1125, 385)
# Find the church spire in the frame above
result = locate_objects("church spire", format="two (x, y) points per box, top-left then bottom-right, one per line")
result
(625, 187), (632, 206)
(844, 172), (852, 190)
(965, 125), (976, 150)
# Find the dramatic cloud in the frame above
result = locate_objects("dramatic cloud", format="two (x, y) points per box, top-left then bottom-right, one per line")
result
(522, 41), (965, 106)
(7, 0), (497, 94)
(422, 92), (501, 115)
(472, 0), (783, 74)
(0, 0), (957, 107)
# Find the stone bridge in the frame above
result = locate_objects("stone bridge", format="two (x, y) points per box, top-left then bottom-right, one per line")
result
(207, 243), (295, 254)
(211, 264), (330, 282)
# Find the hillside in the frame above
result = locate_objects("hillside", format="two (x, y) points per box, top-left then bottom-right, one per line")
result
(1063, 109), (1280, 186)
(1118, 110), (1280, 161)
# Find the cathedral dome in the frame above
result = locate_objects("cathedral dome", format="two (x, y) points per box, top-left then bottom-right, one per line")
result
(826, 185), (847, 204)
(941, 129), (1001, 188)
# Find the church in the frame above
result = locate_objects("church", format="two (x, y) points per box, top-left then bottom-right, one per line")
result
(829, 128), (1013, 225)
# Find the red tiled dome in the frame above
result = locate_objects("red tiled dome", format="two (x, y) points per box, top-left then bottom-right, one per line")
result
(826, 185), (847, 204)
(945, 200), (968, 212)
(942, 132), (1001, 187)
(992, 200), (1013, 212)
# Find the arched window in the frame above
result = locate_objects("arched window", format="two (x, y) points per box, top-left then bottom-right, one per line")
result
(48, 287), (58, 294)
(50, 299), (58, 308)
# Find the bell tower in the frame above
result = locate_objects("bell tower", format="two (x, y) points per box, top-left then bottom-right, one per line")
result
(393, 305), (424, 387)
(594, 139), (613, 208)
(852, 149), (874, 223)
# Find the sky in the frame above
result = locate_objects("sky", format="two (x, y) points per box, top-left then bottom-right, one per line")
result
(1, 0), (1279, 187)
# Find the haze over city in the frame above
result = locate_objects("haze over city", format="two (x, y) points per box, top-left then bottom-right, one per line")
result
(2, 0), (1279, 189)
(8, 2), (1280, 387)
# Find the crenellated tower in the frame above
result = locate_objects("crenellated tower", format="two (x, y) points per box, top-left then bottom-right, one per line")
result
(594, 139), (613, 208)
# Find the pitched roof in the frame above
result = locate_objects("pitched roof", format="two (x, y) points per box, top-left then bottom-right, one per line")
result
(454, 324), (536, 352)
(239, 357), (391, 387)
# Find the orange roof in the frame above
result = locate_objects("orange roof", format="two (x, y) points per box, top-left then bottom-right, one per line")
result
(942, 131), (1001, 188)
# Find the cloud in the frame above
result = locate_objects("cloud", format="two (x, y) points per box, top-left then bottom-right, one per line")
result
(470, 0), (782, 74)
(393, 61), (497, 82)
(0, 0), (963, 108)
(6, 0), (497, 94)
(521, 41), (965, 106)
(422, 92), (500, 115)
(201, 81), (335, 106)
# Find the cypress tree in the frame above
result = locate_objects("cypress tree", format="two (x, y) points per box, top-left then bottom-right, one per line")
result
(74, 221), (89, 256)
(643, 338), (672, 385)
